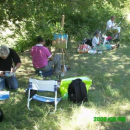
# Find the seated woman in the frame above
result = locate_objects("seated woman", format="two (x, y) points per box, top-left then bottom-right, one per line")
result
(0, 45), (21, 91)
(106, 16), (121, 40)
(92, 30), (119, 51)
(31, 36), (62, 75)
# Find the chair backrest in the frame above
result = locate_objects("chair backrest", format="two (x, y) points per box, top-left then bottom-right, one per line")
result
(29, 78), (57, 92)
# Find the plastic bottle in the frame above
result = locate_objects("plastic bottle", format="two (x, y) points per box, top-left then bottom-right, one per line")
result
(39, 71), (43, 77)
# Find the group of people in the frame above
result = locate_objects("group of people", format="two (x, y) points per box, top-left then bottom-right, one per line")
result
(92, 16), (120, 51)
(0, 37), (62, 91)
(0, 15), (121, 91)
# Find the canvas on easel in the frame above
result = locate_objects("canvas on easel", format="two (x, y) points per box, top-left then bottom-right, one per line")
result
(52, 34), (68, 49)
(52, 15), (71, 75)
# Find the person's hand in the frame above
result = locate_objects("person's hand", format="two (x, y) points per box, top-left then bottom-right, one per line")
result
(0, 71), (5, 77)
(11, 67), (16, 73)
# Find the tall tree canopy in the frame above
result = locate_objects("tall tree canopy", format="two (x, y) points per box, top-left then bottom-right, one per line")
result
(0, 0), (129, 52)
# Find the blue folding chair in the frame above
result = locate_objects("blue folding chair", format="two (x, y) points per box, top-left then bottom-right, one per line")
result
(27, 78), (61, 113)
(0, 91), (10, 101)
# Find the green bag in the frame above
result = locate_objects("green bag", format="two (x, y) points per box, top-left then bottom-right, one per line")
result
(60, 76), (92, 99)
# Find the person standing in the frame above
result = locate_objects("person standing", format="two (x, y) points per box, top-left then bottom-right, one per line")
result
(0, 45), (21, 91)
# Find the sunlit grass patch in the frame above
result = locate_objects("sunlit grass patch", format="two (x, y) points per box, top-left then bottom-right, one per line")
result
(1, 44), (130, 130)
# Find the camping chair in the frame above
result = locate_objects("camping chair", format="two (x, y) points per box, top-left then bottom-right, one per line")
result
(27, 78), (61, 113)
(0, 91), (10, 100)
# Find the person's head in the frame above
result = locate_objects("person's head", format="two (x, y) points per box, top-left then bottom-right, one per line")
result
(111, 16), (115, 22)
(94, 30), (100, 37)
(0, 45), (10, 59)
(37, 36), (45, 45)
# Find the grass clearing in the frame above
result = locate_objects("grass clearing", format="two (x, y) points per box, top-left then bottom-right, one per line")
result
(0, 43), (130, 130)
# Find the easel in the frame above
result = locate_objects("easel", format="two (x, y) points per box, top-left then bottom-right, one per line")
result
(54, 15), (70, 73)
(61, 15), (71, 72)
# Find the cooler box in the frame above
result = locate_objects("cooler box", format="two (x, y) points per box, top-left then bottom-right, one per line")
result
(60, 76), (92, 99)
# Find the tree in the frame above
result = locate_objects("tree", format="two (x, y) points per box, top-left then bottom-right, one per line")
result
(0, 0), (128, 52)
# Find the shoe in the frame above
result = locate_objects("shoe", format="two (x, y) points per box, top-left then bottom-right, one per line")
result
(117, 43), (120, 48)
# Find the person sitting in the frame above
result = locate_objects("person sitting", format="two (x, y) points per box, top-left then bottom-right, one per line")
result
(106, 16), (121, 39)
(0, 45), (21, 91)
(92, 31), (119, 51)
(31, 36), (62, 75)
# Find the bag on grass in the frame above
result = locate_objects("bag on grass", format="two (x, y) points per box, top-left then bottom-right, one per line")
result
(68, 79), (88, 103)
(83, 38), (92, 47)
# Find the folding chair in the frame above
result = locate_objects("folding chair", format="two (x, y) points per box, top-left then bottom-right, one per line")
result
(27, 78), (61, 113)
(0, 91), (10, 100)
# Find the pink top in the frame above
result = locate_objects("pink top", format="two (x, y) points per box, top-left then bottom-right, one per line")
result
(31, 44), (52, 68)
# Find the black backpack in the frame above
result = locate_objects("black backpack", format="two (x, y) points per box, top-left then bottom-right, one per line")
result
(68, 79), (88, 103)
(82, 38), (92, 46)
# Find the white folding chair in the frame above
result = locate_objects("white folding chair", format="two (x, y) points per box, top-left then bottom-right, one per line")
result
(0, 91), (10, 100)
(27, 78), (61, 113)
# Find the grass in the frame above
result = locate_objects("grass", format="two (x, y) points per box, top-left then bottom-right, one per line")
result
(1, 43), (130, 130)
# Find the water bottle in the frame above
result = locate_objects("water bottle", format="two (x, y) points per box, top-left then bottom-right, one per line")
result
(39, 71), (43, 77)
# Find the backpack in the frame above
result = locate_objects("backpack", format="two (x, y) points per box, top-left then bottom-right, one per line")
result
(82, 38), (92, 47)
(68, 79), (88, 103)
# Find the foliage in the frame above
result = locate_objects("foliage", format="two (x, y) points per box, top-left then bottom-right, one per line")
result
(0, 0), (129, 52)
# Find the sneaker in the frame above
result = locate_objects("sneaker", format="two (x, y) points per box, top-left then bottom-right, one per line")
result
(117, 43), (120, 48)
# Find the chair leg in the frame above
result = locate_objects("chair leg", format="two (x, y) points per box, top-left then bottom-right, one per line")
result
(27, 99), (33, 110)
(49, 101), (57, 113)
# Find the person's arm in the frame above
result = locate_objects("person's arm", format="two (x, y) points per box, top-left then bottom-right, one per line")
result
(48, 55), (53, 61)
(10, 48), (21, 73)
(11, 62), (21, 72)
(97, 40), (101, 45)
(45, 47), (53, 61)
(111, 22), (116, 29)
(107, 21), (115, 29)
(92, 37), (101, 46)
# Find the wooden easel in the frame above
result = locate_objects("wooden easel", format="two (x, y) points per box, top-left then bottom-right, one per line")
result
(61, 15), (71, 72)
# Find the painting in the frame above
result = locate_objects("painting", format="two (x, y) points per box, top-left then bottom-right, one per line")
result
(52, 34), (68, 48)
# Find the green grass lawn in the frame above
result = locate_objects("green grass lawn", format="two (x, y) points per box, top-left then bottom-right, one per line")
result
(1, 43), (130, 130)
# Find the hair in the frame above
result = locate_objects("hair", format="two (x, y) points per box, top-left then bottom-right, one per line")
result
(37, 36), (45, 43)
(0, 45), (10, 57)
(94, 30), (100, 36)
(111, 16), (115, 19)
